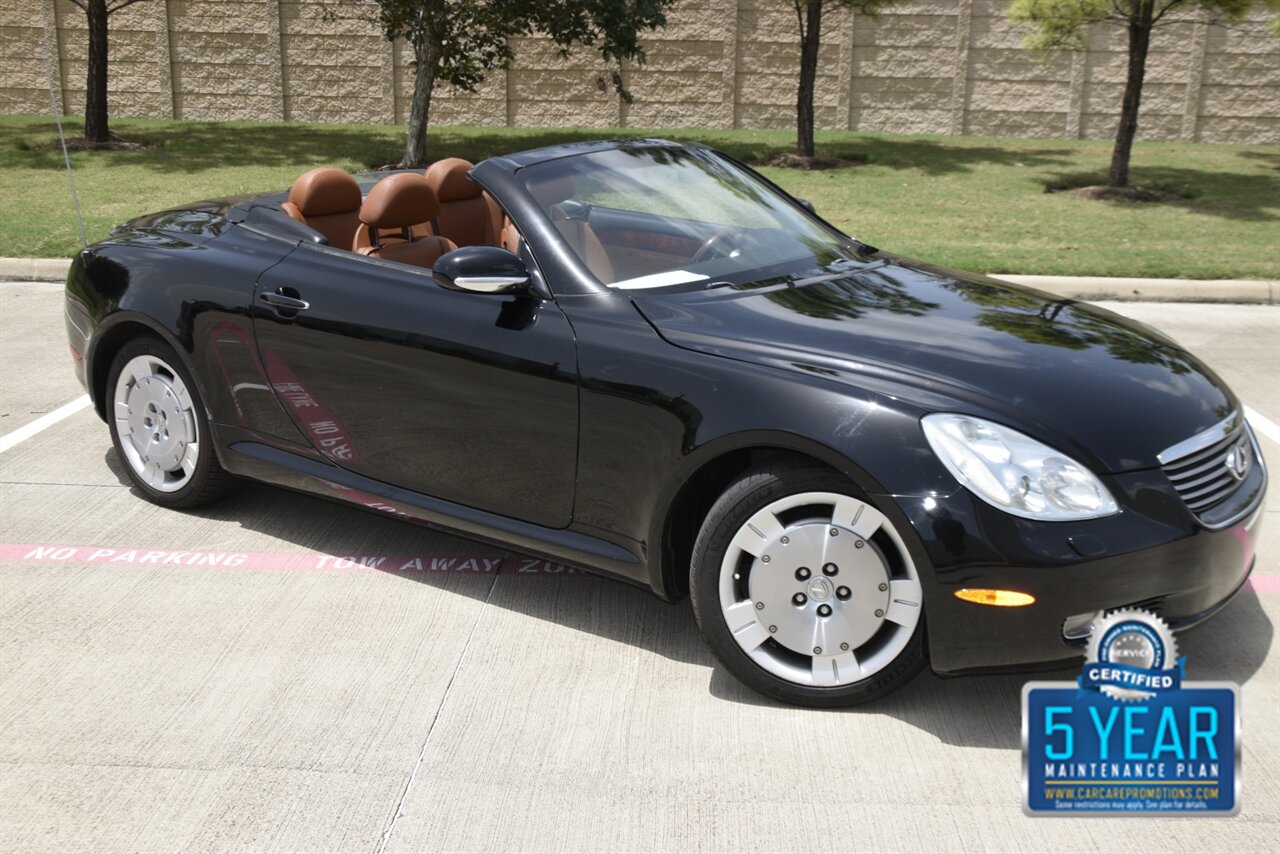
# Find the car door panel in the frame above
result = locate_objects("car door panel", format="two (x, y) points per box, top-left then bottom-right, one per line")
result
(251, 244), (579, 528)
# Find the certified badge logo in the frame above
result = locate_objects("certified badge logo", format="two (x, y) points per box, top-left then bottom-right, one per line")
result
(1083, 609), (1182, 701)
(1022, 608), (1241, 816)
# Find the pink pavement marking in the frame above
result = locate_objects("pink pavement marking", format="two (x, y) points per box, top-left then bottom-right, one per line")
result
(0, 543), (584, 575)
(1250, 573), (1280, 594)
(1, 541), (1276, 591)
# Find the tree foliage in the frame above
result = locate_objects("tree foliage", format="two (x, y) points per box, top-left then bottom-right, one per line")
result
(373, 0), (519, 92)
(1009, 0), (1261, 51)
(537, 0), (673, 67)
(365, 0), (674, 166)
(1007, 0), (1274, 187)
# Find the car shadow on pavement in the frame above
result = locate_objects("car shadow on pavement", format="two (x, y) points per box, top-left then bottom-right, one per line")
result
(105, 452), (1275, 750)
(105, 462), (714, 668)
(709, 587), (1274, 749)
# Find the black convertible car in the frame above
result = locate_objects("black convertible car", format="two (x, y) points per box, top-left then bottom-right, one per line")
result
(65, 139), (1265, 706)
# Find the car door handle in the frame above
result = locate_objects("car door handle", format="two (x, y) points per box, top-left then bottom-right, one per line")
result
(260, 290), (310, 311)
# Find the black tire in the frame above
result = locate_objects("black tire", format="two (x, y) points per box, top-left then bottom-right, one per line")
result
(106, 335), (239, 509)
(690, 457), (926, 707)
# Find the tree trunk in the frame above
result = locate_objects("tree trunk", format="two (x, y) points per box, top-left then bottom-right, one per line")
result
(84, 0), (110, 143)
(1108, 1), (1154, 188)
(402, 39), (439, 168)
(795, 0), (823, 158)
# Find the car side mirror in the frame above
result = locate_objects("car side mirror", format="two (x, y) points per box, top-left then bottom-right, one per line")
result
(796, 198), (816, 215)
(433, 245), (529, 295)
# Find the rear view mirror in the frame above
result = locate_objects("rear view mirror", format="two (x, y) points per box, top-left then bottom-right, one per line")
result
(433, 246), (529, 295)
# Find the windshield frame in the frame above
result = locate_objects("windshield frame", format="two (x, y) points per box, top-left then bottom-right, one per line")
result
(504, 143), (866, 296)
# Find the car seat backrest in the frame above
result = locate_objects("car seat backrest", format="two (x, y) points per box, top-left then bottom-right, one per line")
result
(423, 158), (505, 249)
(526, 172), (614, 283)
(354, 173), (456, 269)
(281, 167), (362, 249)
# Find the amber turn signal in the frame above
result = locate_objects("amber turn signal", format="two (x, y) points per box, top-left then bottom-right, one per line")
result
(953, 588), (1036, 607)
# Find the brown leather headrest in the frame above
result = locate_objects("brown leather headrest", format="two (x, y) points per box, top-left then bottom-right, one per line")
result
(288, 168), (361, 217)
(425, 158), (481, 202)
(360, 173), (441, 229)
(527, 173), (576, 208)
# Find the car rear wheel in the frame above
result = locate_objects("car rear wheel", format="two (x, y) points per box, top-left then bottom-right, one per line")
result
(107, 336), (237, 508)
(690, 458), (926, 706)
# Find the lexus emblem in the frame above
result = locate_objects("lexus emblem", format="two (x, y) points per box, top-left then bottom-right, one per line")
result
(1224, 441), (1250, 481)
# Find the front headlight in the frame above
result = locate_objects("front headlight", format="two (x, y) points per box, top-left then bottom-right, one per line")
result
(922, 413), (1119, 521)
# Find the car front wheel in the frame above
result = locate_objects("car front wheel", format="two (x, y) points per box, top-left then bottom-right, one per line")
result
(690, 459), (926, 706)
(107, 336), (237, 508)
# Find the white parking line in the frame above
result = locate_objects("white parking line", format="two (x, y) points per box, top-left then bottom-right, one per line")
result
(1246, 405), (1280, 446)
(0, 395), (92, 454)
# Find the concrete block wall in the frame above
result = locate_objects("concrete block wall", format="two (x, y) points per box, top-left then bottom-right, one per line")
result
(0, 5), (51, 115)
(1, 0), (1276, 144)
(1198, 16), (1278, 143)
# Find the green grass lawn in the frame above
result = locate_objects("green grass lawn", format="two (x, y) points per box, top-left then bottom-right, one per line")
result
(2, 114), (1277, 279)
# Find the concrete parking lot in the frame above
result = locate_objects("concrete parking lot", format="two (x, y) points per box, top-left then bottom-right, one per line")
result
(2, 280), (1277, 852)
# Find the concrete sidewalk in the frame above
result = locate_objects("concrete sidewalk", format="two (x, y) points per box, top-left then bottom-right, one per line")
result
(0, 258), (74, 283)
(994, 274), (1276, 304)
(2, 256), (1276, 304)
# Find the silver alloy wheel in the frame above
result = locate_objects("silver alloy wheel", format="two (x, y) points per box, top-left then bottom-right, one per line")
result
(718, 491), (922, 687)
(113, 354), (200, 493)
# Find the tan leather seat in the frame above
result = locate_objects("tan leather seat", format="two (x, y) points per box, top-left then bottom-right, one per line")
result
(423, 158), (505, 247)
(526, 172), (614, 283)
(281, 168), (362, 249)
(498, 215), (523, 256)
(353, 173), (456, 270)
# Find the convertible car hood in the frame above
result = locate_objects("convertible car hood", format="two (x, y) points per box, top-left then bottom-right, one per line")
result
(630, 259), (1235, 473)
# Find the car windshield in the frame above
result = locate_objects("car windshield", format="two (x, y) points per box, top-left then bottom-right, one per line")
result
(517, 146), (859, 289)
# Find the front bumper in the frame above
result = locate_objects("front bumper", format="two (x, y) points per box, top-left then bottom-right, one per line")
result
(884, 462), (1267, 676)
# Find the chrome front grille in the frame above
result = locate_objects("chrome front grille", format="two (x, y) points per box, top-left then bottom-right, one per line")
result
(1158, 415), (1255, 516)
